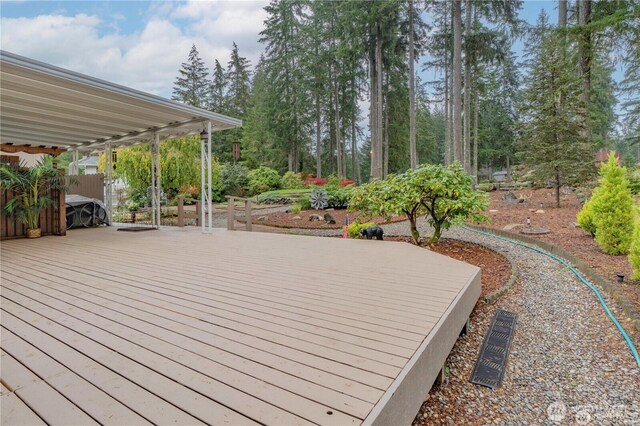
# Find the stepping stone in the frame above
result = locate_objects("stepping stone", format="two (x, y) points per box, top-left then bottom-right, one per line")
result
(520, 226), (551, 235)
(503, 223), (524, 231)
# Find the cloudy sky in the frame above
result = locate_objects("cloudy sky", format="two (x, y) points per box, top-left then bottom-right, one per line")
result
(1, 1), (269, 97)
(2, 0), (572, 100)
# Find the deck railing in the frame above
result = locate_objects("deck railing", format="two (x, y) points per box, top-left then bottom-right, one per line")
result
(176, 196), (202, 227)
(225, 196), (253, 231)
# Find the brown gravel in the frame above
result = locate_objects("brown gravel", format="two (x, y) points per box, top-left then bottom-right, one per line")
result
(484, 188), (640, 309)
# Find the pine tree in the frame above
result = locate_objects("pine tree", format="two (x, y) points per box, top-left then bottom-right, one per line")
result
(172, 44), (210, 108)
(225, 42), (252, 117)
(519, 17), (594, 207)
(629, 215), (640, 281)
(210, 59), (227, 113)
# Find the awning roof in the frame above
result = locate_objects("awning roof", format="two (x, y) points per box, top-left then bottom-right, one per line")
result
(0, 50), (241, 153)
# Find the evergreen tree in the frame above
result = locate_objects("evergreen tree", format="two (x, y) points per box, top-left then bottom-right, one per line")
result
(225, 42), (252, 117)
(210, 59), (228, 113)
(172, 44), (210, 108)
(519, 17), (594, 207)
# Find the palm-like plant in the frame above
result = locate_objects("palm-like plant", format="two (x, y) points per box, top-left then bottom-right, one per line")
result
(0, 157), (66, 233)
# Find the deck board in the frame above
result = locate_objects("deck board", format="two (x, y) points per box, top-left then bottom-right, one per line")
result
(1, 227), (480, 425)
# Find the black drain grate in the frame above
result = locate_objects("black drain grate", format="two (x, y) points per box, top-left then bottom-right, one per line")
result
(117, 226), (158, 232)
(470, 309), (517, 389)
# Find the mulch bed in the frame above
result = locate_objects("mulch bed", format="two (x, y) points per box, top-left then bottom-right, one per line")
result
(483, 188), (640, 309)
(250, 209), (405, 229)
(385, 237), (511, 300)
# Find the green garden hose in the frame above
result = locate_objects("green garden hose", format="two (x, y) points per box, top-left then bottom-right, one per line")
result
(461, 225), (640, 368)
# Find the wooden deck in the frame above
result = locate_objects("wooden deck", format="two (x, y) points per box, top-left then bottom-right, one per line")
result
(0, 227), (480, 425)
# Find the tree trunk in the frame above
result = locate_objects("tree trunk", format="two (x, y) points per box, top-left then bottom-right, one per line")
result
(408, 215), (420, 244)
(373, 21), (384, 179)
(558, 0), (567, 27)
(452, 0), (463, 163)
(463, 0), (472, 174)
(334, 69), (342, 178)
(408, 0), (418, 169)
(578, 0), (592, 142)
(555, 172), (561, 208)
(316, 93), (321, 178)
(352, 109), (359, 183)
(383, 73), (389, 178)
(473, 59), (479, 183)
(369, 52), (376, 180)
(443, 0), (451, 165)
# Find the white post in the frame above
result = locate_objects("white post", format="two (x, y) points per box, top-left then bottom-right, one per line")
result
(150, 138), (157, 228)
(154, 132), (161, 228)
(207, 121), (212, 232)
(70, 149), (79, 175)
(200, 132), (206, 233)
(105, 143), (113, 224)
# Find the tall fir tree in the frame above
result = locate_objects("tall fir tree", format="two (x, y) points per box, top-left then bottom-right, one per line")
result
(172, 44), (210, 108)
(519, 15), (594, 207)
(210, 59), (228, 113)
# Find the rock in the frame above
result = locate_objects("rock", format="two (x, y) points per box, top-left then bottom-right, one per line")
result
(308, 214), (321, 222)
(257, 216), (267, 221)
(324, 213), (336, 224)
(503, 223), (524, 231)
(535, 209), (544, 214)
(489, 209), (499, 213)
(285, 207), (292, 213)
(292, 215), (302, 220)
(520, 226), (551, 235)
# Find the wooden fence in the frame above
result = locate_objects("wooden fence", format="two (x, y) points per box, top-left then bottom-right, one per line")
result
(1, 173), (66, 240)
(67, 173), (104, 201)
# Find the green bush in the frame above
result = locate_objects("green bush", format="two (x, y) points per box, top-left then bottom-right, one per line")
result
(629, 213), (640, 281)
(247, 166), (281, 195)
(347, 221), (376, 239)
(299, 195), (311, 210)
(350, 162), (488, 244)
(290, 204), (302, 214)
(576, 198), (597, 236)
(589, 152), (635, 255)
(281, 171), (304, 189)
(628, 168), (640, 195)
(326, 174), (341, 187)
(221, 163), (249, 196)
(326, 186), (354, 209)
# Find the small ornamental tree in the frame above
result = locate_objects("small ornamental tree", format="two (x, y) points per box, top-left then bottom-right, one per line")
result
(589, 152), (635, 255)
(247, 166), (281, 195)
(350, 163), (488, 244)
(629, 214), (640, 281)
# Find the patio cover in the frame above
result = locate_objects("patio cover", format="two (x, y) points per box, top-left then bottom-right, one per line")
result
(0, 50), (242, 231)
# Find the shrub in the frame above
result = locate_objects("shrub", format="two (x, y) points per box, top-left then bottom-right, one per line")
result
(576, 198), (597, 236)
(221, 163), (249, 196)
(326, 186), (354, 209)
(340, 180), (355, 187)
(628, 168), (640, 195)
(347, 221), (376, 239)
(589, 152), (635, 255)
(299, 195), (311, 210)
(290, 204), (302, 214)
(247, 166), (281, 195)
(303, 177), (326, 187)
(629, 214), (640, 281)
(281, 171), (304, 189)
(326, 174), (341, 187)
(350, 162), (488, 244)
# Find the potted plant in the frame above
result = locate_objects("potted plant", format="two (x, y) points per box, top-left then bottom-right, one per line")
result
(0, 157), (66, 238)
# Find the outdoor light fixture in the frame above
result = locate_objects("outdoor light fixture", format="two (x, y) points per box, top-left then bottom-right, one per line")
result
(200, 128), (208, 143)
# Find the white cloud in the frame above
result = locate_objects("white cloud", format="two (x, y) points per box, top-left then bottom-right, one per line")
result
(0, 0), (268, 98)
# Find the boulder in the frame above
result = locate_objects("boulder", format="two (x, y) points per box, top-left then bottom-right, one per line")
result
(257, 216), (267, 221)
(309, 214), (322, 222)
(292, 216), (302, 220)
(324, 213), (336, 224)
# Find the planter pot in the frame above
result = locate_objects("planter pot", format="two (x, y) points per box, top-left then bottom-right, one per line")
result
(616, 273), (625, 283)
(26, 228), (41, 239)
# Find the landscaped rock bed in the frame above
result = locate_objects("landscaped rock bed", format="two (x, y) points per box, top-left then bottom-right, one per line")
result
(246, 209), (405, 229)
(413, 227), (640, 426)
(485, 188), (640, 310)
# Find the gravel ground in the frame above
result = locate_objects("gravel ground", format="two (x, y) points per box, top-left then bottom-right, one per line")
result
(413, 226), (640, 426)
(247, 216), (640, 424)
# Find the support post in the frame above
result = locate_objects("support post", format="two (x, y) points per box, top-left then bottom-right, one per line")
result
(70, 149), (79, 175)
(245, 200), (252, 232)
(177, 196), (184, 227)
(150, 133), (161, 228)
(227, 197), (235, 230)
(105, 143), (113, 224)
(195, 200), (202, 226)
(200, 132), (206, 233)
(207, 121), (213, 232)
